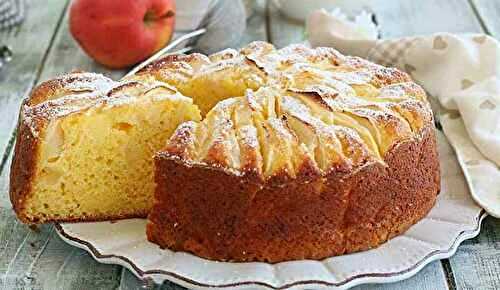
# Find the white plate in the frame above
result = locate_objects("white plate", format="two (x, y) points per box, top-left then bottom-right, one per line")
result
(55, 131), (486, 290)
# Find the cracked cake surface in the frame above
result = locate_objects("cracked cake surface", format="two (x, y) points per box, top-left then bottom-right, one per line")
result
(10, 41), (439, 262)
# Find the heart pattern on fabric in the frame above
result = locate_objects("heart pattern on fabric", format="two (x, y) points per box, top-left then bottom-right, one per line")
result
(461, 79), (475, 90)
(473, 35), (487, 44)
(433, 36), (448, 50)
(479, 99), (496, 110)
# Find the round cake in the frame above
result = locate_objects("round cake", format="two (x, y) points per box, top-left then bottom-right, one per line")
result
(143, 42), (441, 263)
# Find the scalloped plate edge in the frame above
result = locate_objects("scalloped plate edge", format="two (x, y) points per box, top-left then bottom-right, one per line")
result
(55, 210), (486, 290)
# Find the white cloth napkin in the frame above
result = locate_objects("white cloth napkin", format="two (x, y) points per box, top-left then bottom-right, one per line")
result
(307, 9), (500, 217)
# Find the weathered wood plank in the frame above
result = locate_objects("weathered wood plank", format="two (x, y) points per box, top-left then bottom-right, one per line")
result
(268, 0), (482, 49)
(0, 0), (69, 166)
(448, 216), (500, 289)
(118, 269), (150, 290)
(371, 0), (482, 37)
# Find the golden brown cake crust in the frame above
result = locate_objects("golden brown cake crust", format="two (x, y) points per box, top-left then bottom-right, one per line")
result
(146, 42), (441, 262)
(10, 99), (40, 224)
(148, 127), (439, 263)
(11, 40), (440, 263)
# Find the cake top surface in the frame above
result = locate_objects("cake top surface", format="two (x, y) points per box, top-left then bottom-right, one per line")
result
(22, 41), (433, 186)
(146, 41), (433, 185)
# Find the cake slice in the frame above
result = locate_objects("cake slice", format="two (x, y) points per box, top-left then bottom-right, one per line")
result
(10, 72), (201, 223)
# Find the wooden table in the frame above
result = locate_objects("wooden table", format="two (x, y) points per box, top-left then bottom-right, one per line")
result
(0, 1), (498, 289)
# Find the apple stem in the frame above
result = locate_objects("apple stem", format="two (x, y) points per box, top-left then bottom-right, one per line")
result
(160, 10), (175, 19)
(144, 10), (174, 24)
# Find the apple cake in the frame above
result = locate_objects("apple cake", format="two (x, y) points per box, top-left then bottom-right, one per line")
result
(145, 42), (440, 262)
(10, 41), (439, 263)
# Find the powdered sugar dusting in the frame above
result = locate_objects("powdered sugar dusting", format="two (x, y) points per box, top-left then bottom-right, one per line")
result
(22, 41), (432, 182)
(161, 41), (431, 178)
(238, 125), (259, 149)
(21, 72), (192, 138)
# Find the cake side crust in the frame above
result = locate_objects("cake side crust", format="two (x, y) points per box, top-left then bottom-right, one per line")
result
(147, 127), (439, 263)
(10, 104), (43, 224)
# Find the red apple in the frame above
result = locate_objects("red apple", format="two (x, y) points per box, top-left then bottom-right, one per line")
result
(69, 0), (175, 69)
